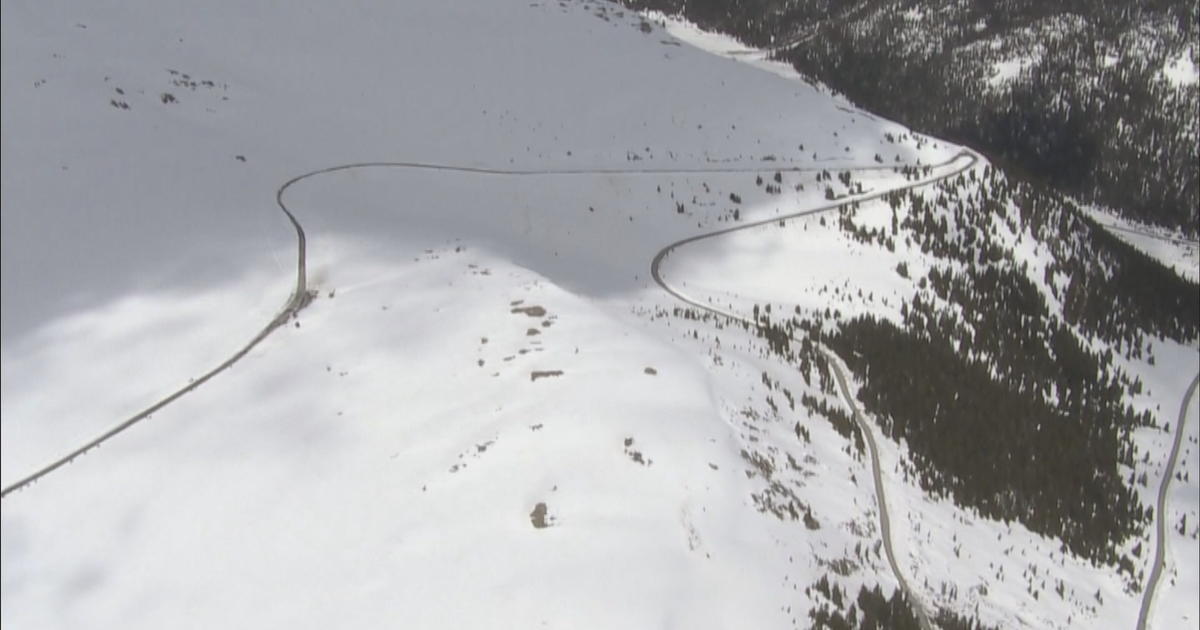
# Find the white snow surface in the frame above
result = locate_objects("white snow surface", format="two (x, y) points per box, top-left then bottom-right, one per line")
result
(665, 160), (1200, 630)
(987, 54), (1041, 88)
(650, 12), (807, 82)
(1162, 47), (1198, 87)
(2, 1), (1196, 629)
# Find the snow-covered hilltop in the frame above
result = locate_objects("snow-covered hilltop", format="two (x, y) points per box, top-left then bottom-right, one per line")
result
(2, 1), (1196, 629)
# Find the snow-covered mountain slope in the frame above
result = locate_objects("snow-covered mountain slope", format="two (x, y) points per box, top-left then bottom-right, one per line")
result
(627, 0), (1200, 233)
(664, 155), (1200, 629)
(0, 0), (942, 477)
(2, 1), (1196, 629)
(1081, 205), (1200, 283)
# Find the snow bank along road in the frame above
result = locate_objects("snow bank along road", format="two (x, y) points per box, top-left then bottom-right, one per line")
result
(1136, 372), (1200, 630)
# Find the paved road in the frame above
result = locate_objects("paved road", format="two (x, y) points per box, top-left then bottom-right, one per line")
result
(0, 148), (972, 630)
(0, 206), (312, 499)
(650, 150), (978, 630)
(824, 350), (933, 630)
(1136, 372), (1200, 630)
(1101, 223), (1200, 247)
(3, 129), (1188, 630)
(2, 149), (970, 630)
(0, 154), (967, 499)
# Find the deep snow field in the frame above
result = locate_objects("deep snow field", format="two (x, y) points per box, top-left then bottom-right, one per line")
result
(2, 1), (1197, 629)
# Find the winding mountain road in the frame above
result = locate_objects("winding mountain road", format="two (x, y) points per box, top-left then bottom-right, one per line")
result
(0, 154), (962, 499)
(824, 350), (933, 630)
(4, 141), (1187, 630)
(0, 152), (973, 630)
(0, 203), (312, 499)
(1136, 372), (1200, 630)
(2, 151), (972, 630)
(650, 149), (977, 630)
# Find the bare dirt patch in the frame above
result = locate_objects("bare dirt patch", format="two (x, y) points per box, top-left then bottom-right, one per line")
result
(511, 305), (547, 317)
(624, 437), (651, 466)
(530, 370), (564, 382)
(530, 502), (552, 529)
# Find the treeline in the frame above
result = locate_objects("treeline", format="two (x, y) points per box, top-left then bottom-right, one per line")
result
(737, 160), (1196, 562)
(822, 162), (1196, 562)
(898, 165), (1200, 347)
(809, 576), (923, 630)
(828, 313), (1145, 563)
(626, 0), (1200, 232)
(633, 0), (1199, 568)
(808, 576), (997, 630)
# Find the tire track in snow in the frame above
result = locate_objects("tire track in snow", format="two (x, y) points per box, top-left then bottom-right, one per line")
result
(650, 149), (979, 630)
(0, 154), (961, 498)
(1136, 371), (1200, 630)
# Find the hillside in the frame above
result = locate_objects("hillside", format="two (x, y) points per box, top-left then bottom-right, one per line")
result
(627, 0), (1200, 234)
(2, 1), (1198, 629)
